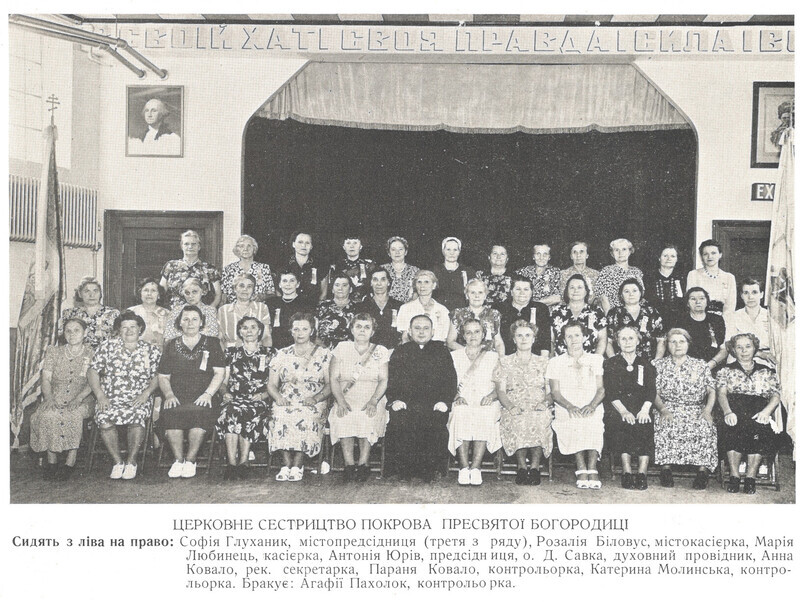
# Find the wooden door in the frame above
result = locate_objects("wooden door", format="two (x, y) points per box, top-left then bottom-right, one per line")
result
(713, 220), (772, 309)
(105, 211), (224, 309)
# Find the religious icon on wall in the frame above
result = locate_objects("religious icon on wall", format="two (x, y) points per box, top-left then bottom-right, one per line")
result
(751, 81), (794, 168)
(126, 85), (184, 157)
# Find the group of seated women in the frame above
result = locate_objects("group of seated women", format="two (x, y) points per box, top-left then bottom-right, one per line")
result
(29, 230), (782, 495)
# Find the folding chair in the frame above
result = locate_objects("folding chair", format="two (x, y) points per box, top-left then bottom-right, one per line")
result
(156, 427), (217, 476)
(328, 437), (386, 479)
(86, 403), (155, 475)
(718, 455), (780, 491)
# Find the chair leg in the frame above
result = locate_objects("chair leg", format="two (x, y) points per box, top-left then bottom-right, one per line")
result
(380, 440), (385, 478)
(87, 422), (98, 473)
(548, 455), (554, 482)
(207, 434), (216, 476)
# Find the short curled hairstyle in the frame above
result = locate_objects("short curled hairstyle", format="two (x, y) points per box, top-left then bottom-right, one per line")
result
(617, 277), (644, 304)
(609, 238), (635, 254)
(698, 239), (721, 254)
(61, 317), (88, 335)
(289, 312), (316, 338)
(351, 312), (378, 332)
(289, 230), (314, 247)
(460, 317), (487, 339)
(562, 320), (590, 339)
(329, 271), (353, 292)
(509, 318), (538, 339)
(665, 327), (693, 347)
(685, 286), (711, 308)
(236, 316), (266, 341)
(174, 304), (206, 332)
(726, 332), (761, 356)
(614, 324), (641, 344)
(385, 236), (409, 254)
(232, 235), (259, 258)
(136, 277), (166, 307)
(114, 310), (147, 335)
(232, 273), (257, 290)
(181, 230), (201, 244)
(562, 273), (591, 305)
(73, 276), (103, 305)
(413, 270), (438, 291)
(369, 266), (394, 287)
(464, 278), (488, 298)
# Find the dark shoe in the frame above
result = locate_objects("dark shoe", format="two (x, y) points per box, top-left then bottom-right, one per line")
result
(726, 476), (741, 493)
(43, 463), (57, 481)
(635, 474), (648, 490)
(356, 465), (370, 482)
(57, 465), (74, 481)
(527, 468), (541, 486)
(237, 464), (250, 480)
(692, 470), (709, 490)
(515, 468), (529, 485)
(223, 466), (235, 481)
(343, 465), (356, 483)
(743, 477), (757, 494)
(660, 467), (674, 488)
(621, 473), (635, 490)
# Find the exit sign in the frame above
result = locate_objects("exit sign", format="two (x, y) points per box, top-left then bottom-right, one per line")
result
(751, 183), (776, 201)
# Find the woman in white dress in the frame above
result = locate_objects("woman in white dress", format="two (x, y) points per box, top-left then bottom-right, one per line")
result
(329, 314), (389, 483)
(448, 318), (501, 486)
(547, 321), (606, 489)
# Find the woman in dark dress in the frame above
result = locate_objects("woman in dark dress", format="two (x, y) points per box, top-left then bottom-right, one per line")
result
(157, 305), (226, 479)
(432, 236), (476, 312)
(716, 333), (782, 494)
(644, 244), (687, 331)
(605, 278), (665, 361)
(218, 317), (276, 480)
(603, 326), (657, 490)
(354, 267), (402, 350)
(265, 268), (314, 350)
(676, 287), (727, 369)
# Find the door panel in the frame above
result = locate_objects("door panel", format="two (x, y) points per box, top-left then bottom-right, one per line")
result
(713, 220), (771, 310)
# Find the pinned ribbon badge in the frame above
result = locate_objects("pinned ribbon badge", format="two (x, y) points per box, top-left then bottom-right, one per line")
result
(274, 308), (281, 327)
(391, 309), (398, 327)
(258, 354), (267, 372)
(311, 267), (317, 285)
(462, 271), (468, 287)
(637, 365), (644, 387)
(200, 350), (209, 371)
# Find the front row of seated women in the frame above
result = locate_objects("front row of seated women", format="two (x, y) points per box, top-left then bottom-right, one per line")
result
(32, 306), (781, 494)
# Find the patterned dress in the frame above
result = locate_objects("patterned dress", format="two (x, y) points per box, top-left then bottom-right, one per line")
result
(546, 353), (605, 456)
(316, 299), (357, 347)
(30, 345), (93, 453)
(268, 345), (332, 456)
(716, 362), (780, 455)
(560, 266), (600, 303)
(329, 342), (389, 445)
(381, 263), (420, 303)
(515, 265), (562, 303)
(594, 265), (645, 310)
(606, 302), (665, 361)
(164, 303), (219, 342)
(475, 270), (513, 306)
(161, 258), (221, 309)
(448, 350), (501, 455)
(550, 304), (608, 356)
(328, 257), (377, 304)
(493, 354), (552, 457)
(216, 301), (271, 348)
(60, 306), (120, 349)
(220, 261), (276, 303)
(653, 356), (717, 470)
(91, 338), (162, 427)
(128, 304), (170, 349)
(217, 345), (276, 442)
(451, 306), (503, 351)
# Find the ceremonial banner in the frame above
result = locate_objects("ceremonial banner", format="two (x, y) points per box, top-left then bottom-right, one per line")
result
(10, 124), (66, 447)
(767, 126), (795, 452)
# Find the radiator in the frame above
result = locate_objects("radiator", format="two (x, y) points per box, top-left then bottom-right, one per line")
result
(9, 174), (98, 248)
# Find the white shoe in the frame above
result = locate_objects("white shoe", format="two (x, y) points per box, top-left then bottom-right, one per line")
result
(470, 468), (482, 486)
(275, 466), (290, 481)
(181, 461), (197, 478)
(458, 467), (470, 485)
(168, 460), (184, 478)
(248, 451), (256, 461)
(288, 466), (304, 481)
(110, 463), (125, 480)
(319, 461), (331, 475)
(121, 464), (138, 480)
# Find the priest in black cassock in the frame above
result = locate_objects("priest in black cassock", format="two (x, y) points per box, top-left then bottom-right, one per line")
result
(385, 314), (458, 481)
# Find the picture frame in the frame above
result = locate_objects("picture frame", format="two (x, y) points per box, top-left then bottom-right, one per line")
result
(750, 81), (794, 168)
(126, 85), (184, 157)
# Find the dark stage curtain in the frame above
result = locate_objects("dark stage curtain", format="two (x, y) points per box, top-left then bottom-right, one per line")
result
(242, 118), (697, 276)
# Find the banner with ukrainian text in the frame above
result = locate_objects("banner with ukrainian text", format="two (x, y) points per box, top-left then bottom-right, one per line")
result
(767, 126), (795, 455)
(10, 125), (66, 448)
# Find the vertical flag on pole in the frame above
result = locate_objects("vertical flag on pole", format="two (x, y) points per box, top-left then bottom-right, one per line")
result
(10, 122), (66, 448)
(766, 126), (795, 455)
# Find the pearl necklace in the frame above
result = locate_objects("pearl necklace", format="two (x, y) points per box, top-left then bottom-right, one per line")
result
(64, 344), (84, 360)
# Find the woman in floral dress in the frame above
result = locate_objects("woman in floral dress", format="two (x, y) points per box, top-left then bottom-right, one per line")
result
(315, 273), (357, 348)
(475, 244), (513, 306)
(381, 236), (420, 303)
(30, 318), (94, 480)
(447, 279), (505, 355)
(160, 229), (222, 309)
(605, 278), (665, 361)
(551, 274), (608, 356)
(494, 320), (552, 486)
(127, 277), (170, 350)
(220, 234), (276, 304)
(88, 311), (161, 480)
(217, 316), (276, 480)
(652, 328), (718, 490)
(60, 276), (119, 349)
(267, 312), (332, 482)
(595, 238), (645, 314)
